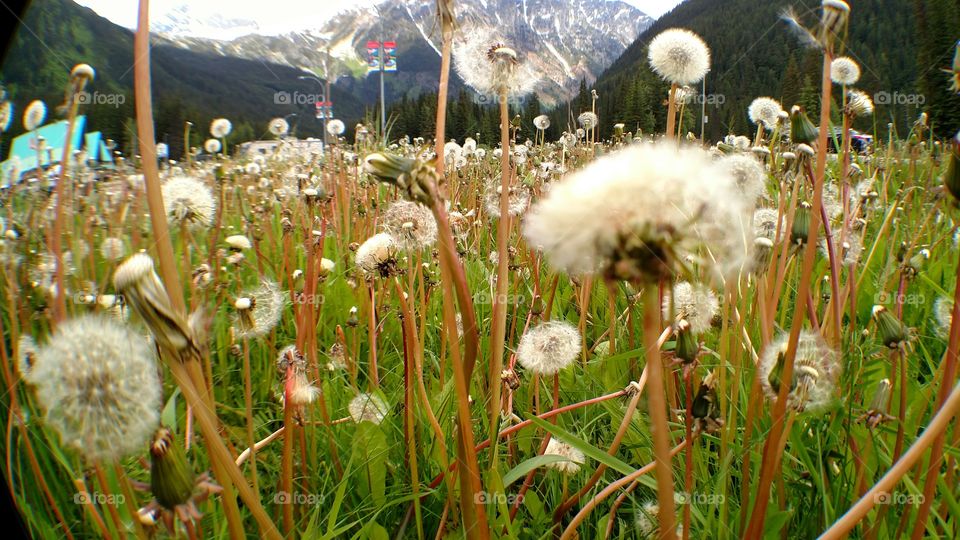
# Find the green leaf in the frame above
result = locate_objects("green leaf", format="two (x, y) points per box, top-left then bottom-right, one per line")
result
(502, 454), (571, 486)
(351, 422), (388, 506)
(161, 388), (180, 432)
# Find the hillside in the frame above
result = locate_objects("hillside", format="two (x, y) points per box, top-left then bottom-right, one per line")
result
(567, 0), (960, 140)
(0, 0), (367, 158)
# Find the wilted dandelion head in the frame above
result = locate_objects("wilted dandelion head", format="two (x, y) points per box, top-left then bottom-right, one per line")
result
(209, 118), (232, 138)
(71, 63), (96, 82)
(719, 153), (767, 204)
(381, 200), (438, 250)
(534, 114), (551, 130)
(523, 143), (752, 284)
(348, 393), (389, 424)
(662, 281), (719, 334)
(759, 330), (840, 413)
(845, 89), (874, 117)
(23, 100), (46, 131)
(233, 280), (285, 339)
(578, 112), (599, 130)
(484, 181), (531, 218)
(647, 28), (711, 85)
(268, 117), (289, 137)
(543, 438), (585, 474)
(355, 232), (399, 277)
(748, 97), (784, 129)
(162, 176), (216, 228)
(516, 320), (581, 375)
(453, 28), (539, 98)
(100, 237), (126, 262)
(28, 315), (161, 462)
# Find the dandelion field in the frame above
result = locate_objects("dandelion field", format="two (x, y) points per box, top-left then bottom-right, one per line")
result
(1, 1), (960, 539)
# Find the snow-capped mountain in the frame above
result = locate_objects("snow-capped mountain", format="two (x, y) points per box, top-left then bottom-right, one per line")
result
(153, 0), (652, 106)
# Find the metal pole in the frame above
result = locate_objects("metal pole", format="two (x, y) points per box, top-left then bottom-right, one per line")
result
(379, 12), (386, 141)
(700, 74), (707, 141)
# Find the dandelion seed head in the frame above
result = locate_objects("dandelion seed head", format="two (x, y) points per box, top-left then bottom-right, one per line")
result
(355, 233), (399, 277)
(647, 28), (711, 85)
(516, 321), (581, 375)
(830, 56), (860, 85)
(934, 297), (953, 338)
(759, 330), (840, 413)
(30, 315), (161, 462)
(381, 200), (438, 250)
(204, 139), (221, 154)
(23, 100), (46, 131)
(523, 142), (753, 284)
(543, 438), (585, 474)
(720, 153), (767, 204)
(484, 181), (531, 218)
(846, 89), (874, 117)
(662, 282), (719, 334)
(234, 280), (285, 339)
(578, 112), (599, 130)
(453, 28), (539, 98)
(748, 97), (784, 129)
(348, 393), (389, 424)
(162, 176), (216, 228)
(534, 115), (551, 130)
(210, 118), (232, 138)
(99, 237), (126, 262)
(268, 117), (289, 137)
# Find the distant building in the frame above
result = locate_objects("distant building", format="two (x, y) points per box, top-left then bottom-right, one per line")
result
(239, 138), (324, 158)
(1, 115), (113, 186)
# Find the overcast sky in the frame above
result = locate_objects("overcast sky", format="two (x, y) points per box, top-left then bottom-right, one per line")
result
(74, 0), (684, 35)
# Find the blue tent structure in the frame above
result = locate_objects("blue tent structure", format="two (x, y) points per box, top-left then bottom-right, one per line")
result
(1, 115), (113, 187)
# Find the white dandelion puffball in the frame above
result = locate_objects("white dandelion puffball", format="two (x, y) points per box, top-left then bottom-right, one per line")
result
(516, 320), (581, 375)
(647, 28), (711, 85)
(484, 182), (531, 218)
(759, 330), (840, 413)
(662, 282), (719, 334)
(453, 28), (539, 98)
(355, 233), (398, 275)
(0, 100), (14, 132)
(28, 315), (161, 462)
(268, 117), (289, 137)
(544, 438), (586, 474)
(830, 56), (861, 86)
(225, 235), (252, 250)
(210, 117), (232, 138)
(327, 119), (345, 136)
(348, 393), (389, 424)
(204, 138), (221, 154)
(161, 176), (216, 227)
(380, 200), (438, 250)
(720, 153), (768, 204)
(234, 280), (285, 339)
(534, 115), (551, 130)
(523, 142), (753, 283)
(934, 297), (953, 338)
(99, 237), (126, 262)
(71, 63), (95, 80)
(748, 97), (784, 129)
(23, 100), (47, 131)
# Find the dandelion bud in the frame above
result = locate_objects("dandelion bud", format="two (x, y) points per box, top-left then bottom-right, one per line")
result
(868, 378), (892, 414)
(872, 305), (909, 348)
(790, 106), (818, 146)
(792, 202), (812, 245)
(114, 253), (198, 357)
(346, 306), (360, 327)
(364, 153), (436, 204)
(674, 320), (700, 364)
(753, 237), (774, 274)
(905, 248), (930, 277)
(530, 295), (545, 316)
(150, 428), (195, 510)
